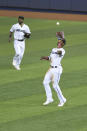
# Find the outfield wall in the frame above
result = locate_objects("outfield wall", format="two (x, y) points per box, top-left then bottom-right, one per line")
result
(0, 0), (87, 12)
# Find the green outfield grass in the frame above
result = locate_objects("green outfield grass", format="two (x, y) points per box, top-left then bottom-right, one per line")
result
(0, 16), (87, 131)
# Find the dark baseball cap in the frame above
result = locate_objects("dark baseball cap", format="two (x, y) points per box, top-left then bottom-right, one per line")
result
(18, 16), (24, 20)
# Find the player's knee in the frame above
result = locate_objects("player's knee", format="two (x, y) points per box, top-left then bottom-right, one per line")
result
(16, 54), (20, 57)
(43, 80), (48, 86)
(20, 53), (24, 57)
(20, 55), (23, 60)
(43, 80), (46, 86)
(52, 82), (57, 89)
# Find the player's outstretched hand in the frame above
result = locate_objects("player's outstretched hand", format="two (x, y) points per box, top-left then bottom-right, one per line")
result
(56, 31), (64, 39)
(40, 56), (49, 60)
(40, 56), (44, 60)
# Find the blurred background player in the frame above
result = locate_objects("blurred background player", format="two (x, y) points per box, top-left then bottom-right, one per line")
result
(40, 33), (66, 107)
(9, 16), (31, 70)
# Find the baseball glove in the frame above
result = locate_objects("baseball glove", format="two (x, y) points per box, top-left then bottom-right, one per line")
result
(24, 33), (31, 38)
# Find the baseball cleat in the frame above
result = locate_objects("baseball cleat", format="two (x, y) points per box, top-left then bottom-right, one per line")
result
(16, 66), (21, 70)
(58, 98), (66, 107)
(43, 99), (54, 106)
(13, 64), (21, 70)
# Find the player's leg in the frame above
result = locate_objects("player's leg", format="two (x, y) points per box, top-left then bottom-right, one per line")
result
(43, 68), (53, 105)
(52, 69), (66, 106)
(18, 41), (25, 66)
(13, 40), (21, 70)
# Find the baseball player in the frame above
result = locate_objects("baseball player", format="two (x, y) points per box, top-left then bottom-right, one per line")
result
(40, 35), (66, 107)
(9, 16), (31, 70)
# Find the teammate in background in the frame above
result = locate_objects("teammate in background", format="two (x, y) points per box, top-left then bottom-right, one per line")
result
(40, 34), (66, 107)
(9, 16), (31, 70)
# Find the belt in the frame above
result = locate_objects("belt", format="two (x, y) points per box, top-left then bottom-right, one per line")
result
(51, 66), (58, 68)
(17, 39), (24, 41)
(15, 39), (24, 41)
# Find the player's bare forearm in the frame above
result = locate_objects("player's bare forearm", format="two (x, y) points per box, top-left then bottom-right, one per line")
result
(40, 56), (49, 60)
(9, 32), (13, 42)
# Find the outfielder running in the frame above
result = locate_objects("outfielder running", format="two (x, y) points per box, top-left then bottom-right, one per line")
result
(41, 32), (66, 107)
(9, 16), (31, 70)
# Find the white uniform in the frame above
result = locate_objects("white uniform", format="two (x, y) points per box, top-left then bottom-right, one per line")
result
(43, 47), (66, 104)
(10, 23), (31, 67)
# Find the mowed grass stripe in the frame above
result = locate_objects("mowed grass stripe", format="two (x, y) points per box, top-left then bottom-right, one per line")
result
(0, 69), (87, 102)
(0, 90), (86, 124)
(0, 101), (87, 131)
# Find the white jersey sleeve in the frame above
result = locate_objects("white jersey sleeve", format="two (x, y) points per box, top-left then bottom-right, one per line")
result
(10, 25), (15, 32)
(25, 25), (31, 34)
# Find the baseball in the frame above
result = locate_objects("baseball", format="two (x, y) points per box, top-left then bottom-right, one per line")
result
(56, 22), (60, 25)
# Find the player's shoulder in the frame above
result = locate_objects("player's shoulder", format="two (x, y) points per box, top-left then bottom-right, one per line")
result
(60, 48), (65, 54)
(57, 48), (65, 55)
(12, 23), (19, 27)
(52, 48), (57, 52)
(62, 48), (65, 53)
(24, 24), (29, 28)
(57, 47), (65, 51)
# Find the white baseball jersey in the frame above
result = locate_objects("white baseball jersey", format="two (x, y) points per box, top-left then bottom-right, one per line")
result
(49, 48), (65, 67)
(10, 23), (31, 40)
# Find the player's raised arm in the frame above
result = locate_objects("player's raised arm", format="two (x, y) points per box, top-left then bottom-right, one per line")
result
(56, 31), (64, 39)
